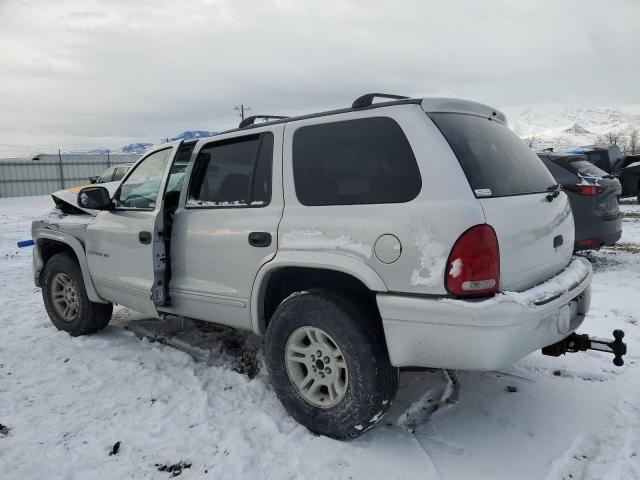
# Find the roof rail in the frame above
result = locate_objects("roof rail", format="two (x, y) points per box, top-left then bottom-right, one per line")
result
(239, 115), (289, 129)
(352, 93), (409, 109)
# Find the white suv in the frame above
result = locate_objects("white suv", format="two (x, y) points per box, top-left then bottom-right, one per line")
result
(33, 93), (609, 439)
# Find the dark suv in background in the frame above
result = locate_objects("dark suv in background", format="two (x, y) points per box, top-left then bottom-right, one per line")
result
(569, 145), (640, 202)
(618, 154), (640, 203)
(537, 152), (622, 251)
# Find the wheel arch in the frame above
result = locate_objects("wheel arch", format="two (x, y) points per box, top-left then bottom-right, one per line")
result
(250, 252), (388, 335)
(34, 229), (107, 303)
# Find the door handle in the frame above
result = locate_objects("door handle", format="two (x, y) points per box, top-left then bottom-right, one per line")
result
(248, 232), (271, 247)
(139, 231), (152, 245)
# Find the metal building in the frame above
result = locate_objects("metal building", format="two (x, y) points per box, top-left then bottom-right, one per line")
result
(0, 153), (140, 198)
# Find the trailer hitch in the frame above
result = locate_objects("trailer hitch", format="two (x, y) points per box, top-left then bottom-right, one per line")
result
(541, 330), (627, 366)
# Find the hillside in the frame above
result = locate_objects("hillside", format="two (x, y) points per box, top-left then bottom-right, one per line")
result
(503, 105), (640, 150)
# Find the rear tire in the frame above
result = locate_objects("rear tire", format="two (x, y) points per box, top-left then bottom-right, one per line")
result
(265, 289), (398, 439)
(41, 252), (113, 336)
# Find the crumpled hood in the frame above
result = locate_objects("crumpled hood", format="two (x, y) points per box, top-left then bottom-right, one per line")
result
(51, 181), (120, 215)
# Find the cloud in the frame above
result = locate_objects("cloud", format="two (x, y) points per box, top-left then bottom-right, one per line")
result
(0, 0), (638, 156)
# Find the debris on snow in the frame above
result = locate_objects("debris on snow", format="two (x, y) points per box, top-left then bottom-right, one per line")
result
(0, 423), (10, 437)
(109, 441), (121, 456)
(156, 461), (192, 477)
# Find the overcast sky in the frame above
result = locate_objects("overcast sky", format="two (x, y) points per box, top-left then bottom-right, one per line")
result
(1, 0), (639, 157)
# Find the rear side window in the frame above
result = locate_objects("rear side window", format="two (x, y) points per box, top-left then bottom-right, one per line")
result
(186, 133), (273, 207)
(292, 117), (421, 206)
(429, 113), (555, 197)
(540, 157), (571, 180)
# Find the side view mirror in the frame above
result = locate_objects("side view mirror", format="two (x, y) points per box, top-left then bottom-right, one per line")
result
(89, 176), (99, 184)
(78, 186), (112, 210)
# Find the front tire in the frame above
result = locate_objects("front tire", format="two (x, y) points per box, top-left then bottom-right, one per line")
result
(265, 289), (398, 439)
(41, 252), (113, 336)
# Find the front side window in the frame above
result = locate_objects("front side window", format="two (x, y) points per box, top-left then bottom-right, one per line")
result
(292, 117), (421, 206)
(115, 148), (172, 209)
(186, 133), (273, 207)
(166, 143), (195, 195)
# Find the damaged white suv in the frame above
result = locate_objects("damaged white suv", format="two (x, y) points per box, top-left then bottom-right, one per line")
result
(32, 93), (624, 439)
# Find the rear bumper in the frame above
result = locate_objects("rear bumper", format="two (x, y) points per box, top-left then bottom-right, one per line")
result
(574, 228), (622, 251)
(574, 213), (622, 250)
(378, 257), (592, 370)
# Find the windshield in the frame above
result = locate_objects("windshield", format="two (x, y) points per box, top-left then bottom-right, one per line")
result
(97, 167), (113, 183)
(429, 113), (556, 198)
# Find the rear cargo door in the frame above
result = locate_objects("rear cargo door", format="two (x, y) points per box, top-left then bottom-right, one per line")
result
(428, 112), (574, 291)
(477, 193), (573, 291)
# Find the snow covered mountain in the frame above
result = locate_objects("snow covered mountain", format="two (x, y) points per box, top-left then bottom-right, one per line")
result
(503, 105), (640, 150)
(119, 131), (216, 155)
(121, 143), (153, 154)
(170, 130), (215, 141)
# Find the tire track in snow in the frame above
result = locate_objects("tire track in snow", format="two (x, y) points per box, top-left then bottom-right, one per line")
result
(545, 398), (640, 480)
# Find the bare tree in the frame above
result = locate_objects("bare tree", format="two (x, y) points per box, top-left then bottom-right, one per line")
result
(627, 129), (639, 155)
(523, 136), (537, 149)
(604, 131), (624, 146)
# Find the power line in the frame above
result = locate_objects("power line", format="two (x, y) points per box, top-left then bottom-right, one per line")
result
(0, 104), (216, 120)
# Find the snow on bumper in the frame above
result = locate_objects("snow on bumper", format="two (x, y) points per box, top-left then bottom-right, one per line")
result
(378, 257), (592, 370)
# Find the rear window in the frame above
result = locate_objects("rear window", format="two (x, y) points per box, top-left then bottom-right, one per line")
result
(586, 151), (608, 170)
(569, 159), (607, 178)
(429, 113), (556, 197)
(292, 117), (421, 206)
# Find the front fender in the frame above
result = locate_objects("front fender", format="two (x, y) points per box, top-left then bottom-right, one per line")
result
(249, 250), (388, 334)
(33, 228), (107, 304)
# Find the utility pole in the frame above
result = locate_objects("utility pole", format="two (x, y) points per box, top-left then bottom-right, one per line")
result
(57, 149), (64, 189)
(235, 104), (251, 120)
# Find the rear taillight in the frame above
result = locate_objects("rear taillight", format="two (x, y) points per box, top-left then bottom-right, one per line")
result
(576, 239), (599, 248)
(563, 184), (605, 196)
(445, 224), (500, 298)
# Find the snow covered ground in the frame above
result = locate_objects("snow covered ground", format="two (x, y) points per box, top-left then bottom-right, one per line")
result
(1, 195), (639, 480)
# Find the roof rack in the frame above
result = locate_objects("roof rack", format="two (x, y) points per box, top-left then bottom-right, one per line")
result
(352, 93), (409, 109)
(239, 115), (289, 129)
